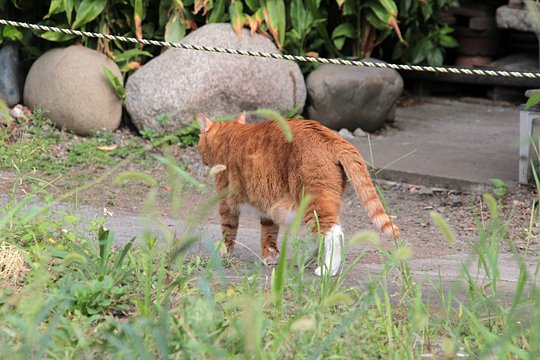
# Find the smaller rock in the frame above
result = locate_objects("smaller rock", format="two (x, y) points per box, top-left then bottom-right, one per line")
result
(0, 43), (22, 106)
(307, 61), (404, 132)
(353, 128), (367, 137)
(338, 128), (355, 140)
(10, 106), (24, 119)
(9, 104), (29, 120)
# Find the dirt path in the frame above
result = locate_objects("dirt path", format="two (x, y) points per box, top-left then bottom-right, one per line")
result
(1, 144), (538, 291)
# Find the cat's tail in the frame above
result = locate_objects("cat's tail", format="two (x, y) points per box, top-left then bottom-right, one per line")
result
(338, 147), (400, 239)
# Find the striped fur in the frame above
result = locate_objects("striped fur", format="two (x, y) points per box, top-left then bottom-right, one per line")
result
(338, 147), (400, 239)
(196, 113), (400, 270)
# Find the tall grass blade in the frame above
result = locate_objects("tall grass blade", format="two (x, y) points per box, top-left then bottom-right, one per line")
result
(255, 108), (293, 142)
(114, 171), (158, 187)
(112, 236), (136, 273)
(430, 211), (457, 245)
(153, 154), (206, 191)
(310, 300), (372, 359)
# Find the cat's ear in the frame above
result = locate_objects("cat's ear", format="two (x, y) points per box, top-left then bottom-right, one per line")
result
(236, 111), (246, 124)
(196, 113), (213, 133)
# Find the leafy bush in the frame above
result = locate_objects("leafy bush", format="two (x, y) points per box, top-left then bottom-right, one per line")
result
(0, 0), (459, 70)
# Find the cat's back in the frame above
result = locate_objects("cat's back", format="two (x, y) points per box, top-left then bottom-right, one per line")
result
(232, 119), (350, 160)
(287, 119), (349, 153)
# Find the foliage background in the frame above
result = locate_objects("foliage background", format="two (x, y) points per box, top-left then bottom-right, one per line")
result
(0, 0), (459, 75)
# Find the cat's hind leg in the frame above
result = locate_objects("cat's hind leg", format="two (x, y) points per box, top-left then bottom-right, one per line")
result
(314, 224), (344, 277)
(260, 216), (280, 266)
(303, 193), (344, 277)
(219, 199), (239, 257)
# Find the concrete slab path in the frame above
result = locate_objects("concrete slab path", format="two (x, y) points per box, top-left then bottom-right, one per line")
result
(353, 98), (521, 190)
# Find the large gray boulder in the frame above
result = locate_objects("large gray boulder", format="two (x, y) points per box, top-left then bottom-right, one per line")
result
(125, 23), (306, 133)
(0, 43), (22, 106)
(306, 62), (403, 132)
(24, 45), (122, 135)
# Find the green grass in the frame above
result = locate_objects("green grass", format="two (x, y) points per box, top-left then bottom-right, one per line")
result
(1, 159), (540, 359)
(0, 108), (200, 176)
(2, 107), (540, 358)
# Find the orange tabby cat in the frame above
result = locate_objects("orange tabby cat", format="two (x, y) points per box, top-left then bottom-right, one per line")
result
(196, 112), (400, 276)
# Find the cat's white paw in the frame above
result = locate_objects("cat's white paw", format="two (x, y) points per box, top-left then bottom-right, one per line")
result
(314, 224), (344, 277)
(314, 265), (340, 277)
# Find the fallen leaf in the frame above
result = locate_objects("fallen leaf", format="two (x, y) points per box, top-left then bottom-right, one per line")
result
(97, 145), (118, 151)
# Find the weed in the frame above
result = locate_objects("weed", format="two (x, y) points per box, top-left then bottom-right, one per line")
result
(490, 178), (509, 198)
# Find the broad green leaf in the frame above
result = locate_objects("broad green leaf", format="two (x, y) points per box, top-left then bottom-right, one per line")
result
(159, 0), (173, 26)
(102, 275), (114, 290)
(305, 0), (338, 57)
(421, 1), (433, 21)
(440, 25), (454, 34)
(427, 48), (443, 66)
(365, 11), (388, 30)
(245, 0), (260, 12)
(193, 0), (208, 14)
(332, 22), (356, 49)
(40, 30), (76, 42)
(45, 0), (64, 18)
(290, 0), (304, 32)
(64, 0), (74, 24)
(331, 23), (355, 40)
(229, 1), (245, 36)
(333, 37), (346, 50)
(525, 92), (540, 110)
(134, 0), (144, 20)
(369, 3), (392, 24)
(379, 0), (398, 14)
(276, 0), (286, 46)
(165, 13), (186, 43)
(265, 0), (286, 48)
(208, 0), (227, 23)
(72, 0), (107, 29)
(411, 38), (427, 64)
(103, 66), (125, 101)
(439, 34), (458, 48)
(133, 0), (145, 40)
(342, 0), (357, 16)
(2, 25), (22, 41)
(113, 48), (153, 62)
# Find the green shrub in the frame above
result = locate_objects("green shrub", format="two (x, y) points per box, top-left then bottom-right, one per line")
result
(0, 0), (459, 71)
